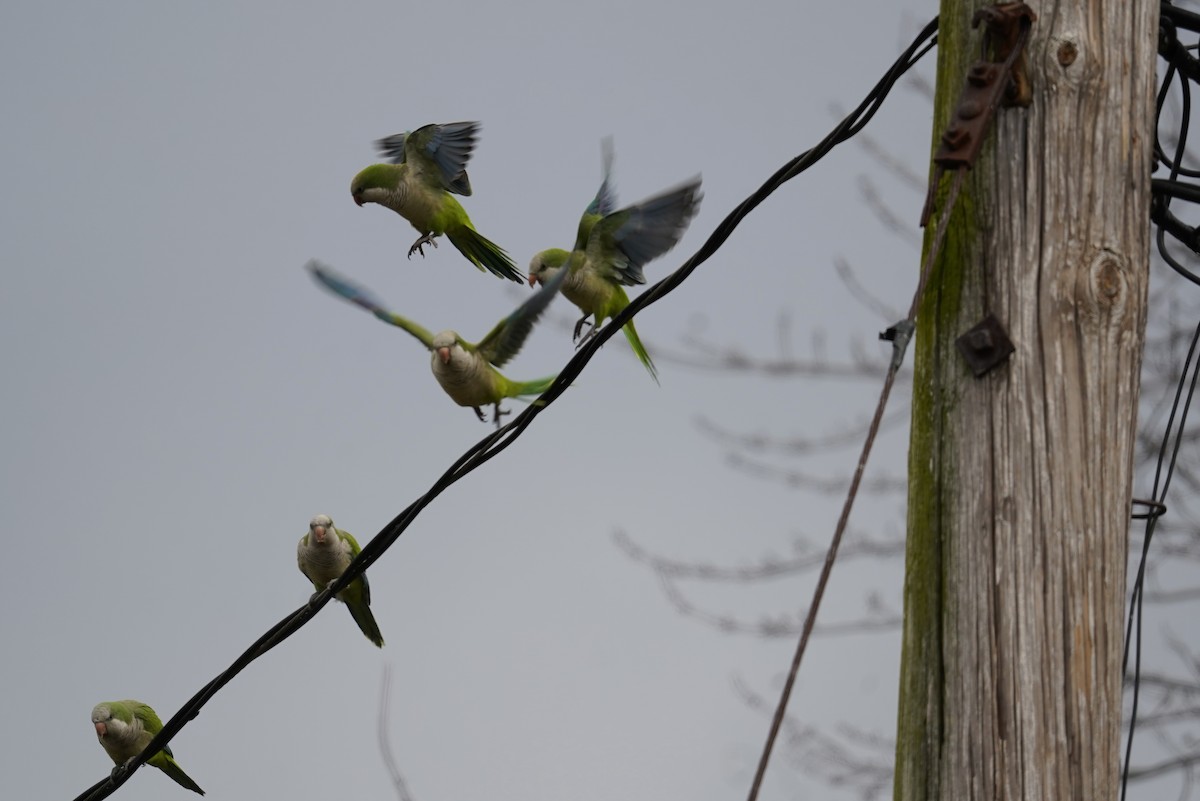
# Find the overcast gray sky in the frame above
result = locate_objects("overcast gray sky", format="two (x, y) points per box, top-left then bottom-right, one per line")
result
(0, 3), (944, 800)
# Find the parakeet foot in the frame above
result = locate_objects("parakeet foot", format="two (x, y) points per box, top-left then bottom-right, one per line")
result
(491, 403), (510, 429)
(575, 323), (603, 349)
(308, 584), (335, 607)
(407, 233), (440, 259)
(472, 404), (510, 427)
(572, 315), (593, 342)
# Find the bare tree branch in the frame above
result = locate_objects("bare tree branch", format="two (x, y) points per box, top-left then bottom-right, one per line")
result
(847, 129), (927, 192)
(379, 665), (416, 801)
(723, 451), (907, 495)
(614, 529), (904, 582)
(652, 570), (901, 638)
(1126, 752), (1200, 782)
(696, 409), (911, 457)
(733, 675), (893, 801)
(833, 256), (908, 323)
(855, 176), (924, 248)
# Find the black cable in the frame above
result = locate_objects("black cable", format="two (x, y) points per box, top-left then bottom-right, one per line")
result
(1163, 2), (1200, 38)
(1121, 320), (1200, 801)
(70, 16), (941, 801)
(1154, 3), (1200, 280)
(1120, 6), (1200, 795)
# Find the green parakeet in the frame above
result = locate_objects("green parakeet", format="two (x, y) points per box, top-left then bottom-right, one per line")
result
(529, 148), (702, 382)
(91, 700), (204, 795)
(297, 514), (385, 648)
(351, 121), (524, 283)
(306, 259), (565, 426)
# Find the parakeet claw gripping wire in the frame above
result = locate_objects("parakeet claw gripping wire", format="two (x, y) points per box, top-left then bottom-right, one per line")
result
(72, 17), (942, 801)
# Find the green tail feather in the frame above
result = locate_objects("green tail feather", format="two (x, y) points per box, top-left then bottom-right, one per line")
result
(512, 374), (558, 398)
(149, 752), (205, 795)
(347, 602), (385, 648)
(447, 226), (524, 283)
(622, 319), (659, 384)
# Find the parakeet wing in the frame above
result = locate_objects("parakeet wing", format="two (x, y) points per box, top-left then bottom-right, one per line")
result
(375, 131), (410, 164)
(376, 121), (478, 196)
(477, 265), (567, 368)
(573, 138), (618, 250)
(306, 261), (437, 348)
(338, 528), (364, 558)
(337, 528), (371, 605)
(130, 702), (165, 736)
(586, 176), (702, 286)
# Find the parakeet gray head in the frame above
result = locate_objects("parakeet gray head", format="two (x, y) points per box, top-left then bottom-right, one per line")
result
(528, 248), (569, 288)
(91, 703), (123, 742)
(91, 703), (112, 727)
(431, 331), (462, 365)
(309, 514), (336, 545)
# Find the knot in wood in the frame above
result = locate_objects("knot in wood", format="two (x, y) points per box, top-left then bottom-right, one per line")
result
(1056, 40), (1078, 67)
(1095, 258), (1122, 301)
(1086, 252), (1128, 314)
(1046, 31), (1096, 89)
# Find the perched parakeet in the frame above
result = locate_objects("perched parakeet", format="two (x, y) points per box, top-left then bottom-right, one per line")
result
(91, 700), (204, 795)
(350, 121), (523, 283)
(306, 259), (565, 426)
(297, 514), (384, 648)
(529, 149), (702, 382)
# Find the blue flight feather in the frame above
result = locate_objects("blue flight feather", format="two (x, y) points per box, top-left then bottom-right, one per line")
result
(306, 260), (391, 318)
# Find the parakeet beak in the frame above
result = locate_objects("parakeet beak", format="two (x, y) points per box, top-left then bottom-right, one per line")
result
(352, 190), (364, 207)
(312, 524), (327, 544)
(95, 721), (107, 737)
(436, 346), (451, 364)
(528, 274), (539, 288)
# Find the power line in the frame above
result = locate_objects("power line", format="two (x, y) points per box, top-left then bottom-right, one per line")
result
(1120, 4), (1200, 796)
(71, 16), (940, 801)
(742, 6), (1039, 796)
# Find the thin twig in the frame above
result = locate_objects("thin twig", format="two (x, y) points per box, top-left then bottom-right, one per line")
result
(70, 16), (940, 801)
(379, 666), (416, 801)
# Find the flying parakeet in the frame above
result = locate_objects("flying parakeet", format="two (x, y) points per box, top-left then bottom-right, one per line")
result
(297, 514), (385, 648)
(306, 259), (565, 426)
(91, 700), (204, 795)
(529, 146), (702, 382)
(351, 121), (524, 283)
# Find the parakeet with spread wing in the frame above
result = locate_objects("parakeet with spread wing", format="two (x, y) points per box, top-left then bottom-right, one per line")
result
(306, 260), (565, 426)
(350, 121), (523, 283)
(529, 145), (701, 381)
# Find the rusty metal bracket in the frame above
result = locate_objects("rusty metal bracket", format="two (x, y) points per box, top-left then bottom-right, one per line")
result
(920, 3), (1036, 226)
(955, 313), (1015, 376)
(975, 3), (1036, 107)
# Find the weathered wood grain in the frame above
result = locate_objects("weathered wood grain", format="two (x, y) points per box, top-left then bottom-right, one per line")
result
(895, 2), (1157, 799)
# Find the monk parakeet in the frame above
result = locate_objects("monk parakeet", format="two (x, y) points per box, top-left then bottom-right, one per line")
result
(306, 259), (565, 426)
(529, 150), (702, 382)
(297, 514), (384, 648)
(91, 700), (204, 795)
(350, 121), (524, 283)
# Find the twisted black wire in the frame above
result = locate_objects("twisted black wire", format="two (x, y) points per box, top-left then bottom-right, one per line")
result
(1154, 2), (1200, 282)
(1121, 320), (1200, 801)
(71, 16), (941, 801)
(1121, 3), (1200, 795)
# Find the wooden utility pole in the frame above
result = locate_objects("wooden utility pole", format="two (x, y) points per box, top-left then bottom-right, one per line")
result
(894, 2), (1158, 799)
